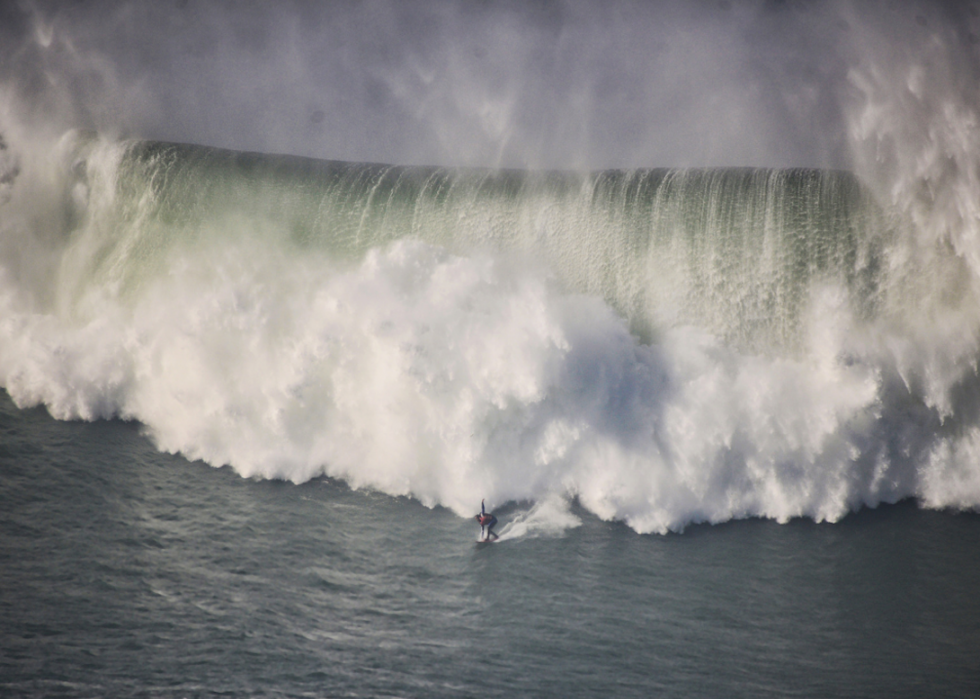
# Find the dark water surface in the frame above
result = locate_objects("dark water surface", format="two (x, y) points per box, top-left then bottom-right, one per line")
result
(2, 390), (979, 698)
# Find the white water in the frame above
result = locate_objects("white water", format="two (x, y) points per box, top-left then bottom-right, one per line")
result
(0, 230), (884, 532)
(2, 1), (980, 533)
(0, 141), (962, 533)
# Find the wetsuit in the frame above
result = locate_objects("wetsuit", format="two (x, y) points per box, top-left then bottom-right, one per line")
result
(476, 500), (498, 540)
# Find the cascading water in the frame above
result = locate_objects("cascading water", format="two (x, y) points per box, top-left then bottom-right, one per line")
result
(62, 137), (887, 353)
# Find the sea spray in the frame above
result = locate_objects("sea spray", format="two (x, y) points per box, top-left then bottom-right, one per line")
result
(839, 5), (980, 515)
(496, 495), (583, 540)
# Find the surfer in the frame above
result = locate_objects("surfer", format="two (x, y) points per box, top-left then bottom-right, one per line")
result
(476, 499), (499, 541)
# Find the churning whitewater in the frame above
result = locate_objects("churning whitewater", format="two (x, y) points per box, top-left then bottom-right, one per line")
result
(1, 118), (979, 535)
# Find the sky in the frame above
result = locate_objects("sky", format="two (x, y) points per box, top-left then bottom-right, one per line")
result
(0, 0), (978, 170)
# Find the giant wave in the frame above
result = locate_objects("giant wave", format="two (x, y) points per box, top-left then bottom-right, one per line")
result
(1, 126), (979, 533)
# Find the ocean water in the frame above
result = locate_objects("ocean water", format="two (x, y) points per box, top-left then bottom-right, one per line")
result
(4, 1), (980, 696)
(3, 390), (980, 698)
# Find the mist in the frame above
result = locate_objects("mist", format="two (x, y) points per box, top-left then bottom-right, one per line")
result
(1, 0), (973, 171)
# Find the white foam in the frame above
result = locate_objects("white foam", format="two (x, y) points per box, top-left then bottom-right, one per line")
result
(0, 221), (936, 532)
(494, 495), (582, 541)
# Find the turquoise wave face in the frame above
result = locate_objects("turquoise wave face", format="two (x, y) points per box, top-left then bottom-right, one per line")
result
(65, 138), (889, 352)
